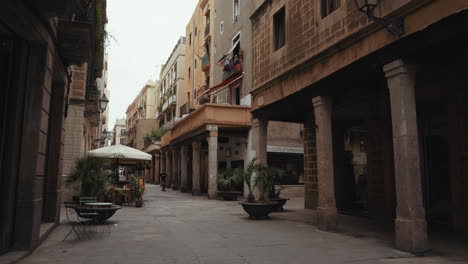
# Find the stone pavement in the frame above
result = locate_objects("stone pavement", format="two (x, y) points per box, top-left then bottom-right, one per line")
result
(18, 185), (467, 264)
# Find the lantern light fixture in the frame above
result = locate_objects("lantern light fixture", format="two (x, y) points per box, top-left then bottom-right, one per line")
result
(354, 0), (404, 36)
(99, 94), (109, 112)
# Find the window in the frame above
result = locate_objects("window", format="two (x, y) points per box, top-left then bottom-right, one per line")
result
(220, 21), (224, 34)
(321, 0), (340, 18)
(188, 67), (191, 80)
(194, 59), (197, 69)
(233, 0), (240, 21)
(189, 33), (192, 45)
(195, 26), (198, 36)
(273, 7), (286, 50)
(120, 138), (126, 145)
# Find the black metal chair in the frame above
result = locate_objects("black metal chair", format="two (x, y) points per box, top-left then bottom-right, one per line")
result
(63, 201), (97, 241)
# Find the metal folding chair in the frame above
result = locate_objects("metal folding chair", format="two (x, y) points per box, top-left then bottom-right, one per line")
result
(63, 202), (96, 241)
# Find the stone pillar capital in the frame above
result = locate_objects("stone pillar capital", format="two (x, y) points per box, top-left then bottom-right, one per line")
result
(192, 141), (201, 149)
(252, 118), (269, 128)
(312, 96), (332, 109)
(383, 59), (415, 80)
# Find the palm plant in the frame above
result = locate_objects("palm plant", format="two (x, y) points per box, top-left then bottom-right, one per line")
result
(235, 158), (261, 202)
(217, 169), (243, 192)
(65, 156), (110, 200)
(255, 166), (285, 201)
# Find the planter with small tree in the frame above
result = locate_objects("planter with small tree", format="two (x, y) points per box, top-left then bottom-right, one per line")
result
(65, 156), (121, 223)
(239, 159), (278, 219)
(265, 168), (289, 211)
(217, 169), (243, 200)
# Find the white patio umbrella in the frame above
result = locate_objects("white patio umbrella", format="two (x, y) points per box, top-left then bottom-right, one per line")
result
(87, 144), (152, 161)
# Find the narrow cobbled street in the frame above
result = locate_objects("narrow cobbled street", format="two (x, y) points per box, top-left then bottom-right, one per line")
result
(17, 185), (464, 264)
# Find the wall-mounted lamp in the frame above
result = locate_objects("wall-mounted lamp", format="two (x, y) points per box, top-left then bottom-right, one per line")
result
(354, 0), (404, 36)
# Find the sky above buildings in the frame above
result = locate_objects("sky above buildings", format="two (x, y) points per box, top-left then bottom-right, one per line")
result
(107, 0), (198, 129)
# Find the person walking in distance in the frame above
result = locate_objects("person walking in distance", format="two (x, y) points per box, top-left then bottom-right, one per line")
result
(160, 171), (167, 191)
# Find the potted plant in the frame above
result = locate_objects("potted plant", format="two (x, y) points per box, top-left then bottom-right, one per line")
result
(265, 168), (289, 211)
(65, 156), (110, 201)
(130, 175), (144, 207)
(217, 169), (243, 200)
(239, 159), (277, 219)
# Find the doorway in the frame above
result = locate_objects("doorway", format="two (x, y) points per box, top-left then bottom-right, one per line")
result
(420, 110), (452, 229)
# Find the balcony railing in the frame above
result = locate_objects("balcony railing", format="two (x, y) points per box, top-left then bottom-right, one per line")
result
(202, 53), (210, 72)
(162, 94), (177, 113)
(222, 58), (242, 81)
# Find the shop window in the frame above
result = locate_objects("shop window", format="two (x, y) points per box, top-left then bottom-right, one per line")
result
(273, 7), (286, 50)
(321, 0), (340, 18)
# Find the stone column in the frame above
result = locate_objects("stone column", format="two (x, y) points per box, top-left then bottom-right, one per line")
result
(252, 119), (268, 165)
(154, 154), (160, 184)
(250, 119), (268, 200)
(207, 129), (218, 199)
(161, 152), (166, 177)
(312, 96), (337, 231)
(180, 145), (188, 192)
(172, 149), (179, 190)
(192, 141), (201, 195)
(303, 116), (318, 209)
(384, 59), (428, 253)
(166, 152), (172, 188)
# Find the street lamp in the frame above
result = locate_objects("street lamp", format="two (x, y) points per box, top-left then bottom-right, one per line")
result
(99, 94), (109, 113)
(98, 94), (109, 148)
(354, 0), (404, 36)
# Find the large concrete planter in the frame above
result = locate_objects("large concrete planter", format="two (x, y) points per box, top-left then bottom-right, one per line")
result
(269, 197), (289, 211)
(239, 202), (275, 219)
(74, 205), (121, 224)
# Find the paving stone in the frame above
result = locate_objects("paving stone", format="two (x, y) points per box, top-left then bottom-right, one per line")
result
(18, 185), (466, 264)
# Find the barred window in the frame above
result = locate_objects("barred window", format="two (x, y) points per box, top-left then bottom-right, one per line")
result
(321, 0), (341, 18)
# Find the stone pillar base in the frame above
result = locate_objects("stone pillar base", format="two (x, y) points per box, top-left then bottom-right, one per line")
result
(395, 218), (428, 253)
(208, 191), (217, 200)
(317, 207), (337, 231)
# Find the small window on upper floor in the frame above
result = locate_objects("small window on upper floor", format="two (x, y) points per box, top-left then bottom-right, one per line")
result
(233, 0), (240, 22)
(220, 21), (224, 34)
(321, 0), (341, 18)
(273, 7), (286, 51)
(194, 59), (197, 69)
(195, 27), (198, 36)
(188, 67), (191, 80)
(189, 33), (192, 45)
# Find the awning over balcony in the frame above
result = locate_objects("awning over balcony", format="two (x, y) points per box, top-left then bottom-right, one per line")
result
(200, 73), (244, 97)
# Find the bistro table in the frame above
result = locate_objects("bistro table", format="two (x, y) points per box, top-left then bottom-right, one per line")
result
(84, 202), (113, 208)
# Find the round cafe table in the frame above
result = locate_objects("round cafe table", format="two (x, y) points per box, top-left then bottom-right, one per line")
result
(84, 202), (113, 208)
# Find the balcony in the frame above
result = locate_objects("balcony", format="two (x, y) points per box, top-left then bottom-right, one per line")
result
(161, 103), (251, 147)
(202, 53), (210, 72)
(223, 59), (242, 82)
(162, 94), (177, 113)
